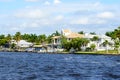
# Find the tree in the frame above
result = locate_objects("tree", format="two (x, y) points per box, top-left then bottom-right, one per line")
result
(102, 40), (112, 53)
(21, 34), (30, 41)
(115, 27), (120, 40)
(61, 37), (89, 51)
(47, 35), (53, 44)
(52, 31), (61, 36)
(27, 34), (37, 43)
(81, 38), (89, 47)
(14, 32), (21, 49)
(14, 32), (21, 43)
(0, 34), (6, 47)
(61, 35), (67, 48)
(114, 39), (120, 53)
(90, 32), (96, 35)
(106, 27), (120, 53)
(0, 39), (7, 47)
(0, 34), (5, 39)
(91, 36), (99, 41)
(78, 31), (84, 34)
(91, 36), (99, 51)
(37, 34), (47, 45)
(105, 32), (116, 39)
(106, 27), (120, 40)
(11, 43), (16, 49)
(90, 44), (96, 51)
(6, 34), (12, 43)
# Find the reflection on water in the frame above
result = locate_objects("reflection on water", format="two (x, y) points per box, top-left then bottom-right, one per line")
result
(0, 52), (120, 80)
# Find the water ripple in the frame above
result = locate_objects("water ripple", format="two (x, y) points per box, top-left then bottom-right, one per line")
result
(0, 52), (120, 80)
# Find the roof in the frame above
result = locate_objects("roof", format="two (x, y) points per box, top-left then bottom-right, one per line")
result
(33, 45), (42, 47)
(84, 33), (97, 38)
(53, 29), (84, 39)
(66, 32), (84, 38)
(62, 29), (84, 38)
(62, 29), (71, 33)
(17, 40), (33, 47)
(18, 40), (33, 45)
(52, 36), (61, 39)
(98, 35), (111, 39)
(52, 33), (84, 39)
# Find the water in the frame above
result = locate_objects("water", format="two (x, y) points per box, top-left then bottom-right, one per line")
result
(0, 52), (120, 80)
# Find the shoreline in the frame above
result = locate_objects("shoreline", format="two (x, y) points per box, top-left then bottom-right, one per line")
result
(0, 50), (120, 55)
(75, 52), (120, 56)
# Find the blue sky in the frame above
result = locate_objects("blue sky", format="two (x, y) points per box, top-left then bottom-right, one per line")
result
(0, 0), (120, 35)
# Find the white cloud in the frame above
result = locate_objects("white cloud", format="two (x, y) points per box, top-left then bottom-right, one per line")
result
(15, 9), (46, 19)
(44, 1), (51, 5)
(20, 22), (39, 28)
(1, 0), (119, 35)
(94, 19), (107, 24)
(9, 22), (40, 32)
(30, 23), (39, 28)
(54, 0), (61, 4)
(70, 17), (107, 25)
(93, 2), (101, 7)
(25, 0), (39, 2)
(10, 27), (20, 31)
(55, 15), (64, 21)
(71, 18), (89, 25)
(97, 12), (115, 19)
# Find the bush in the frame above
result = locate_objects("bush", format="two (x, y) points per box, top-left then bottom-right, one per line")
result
(85, 47), (92, 51)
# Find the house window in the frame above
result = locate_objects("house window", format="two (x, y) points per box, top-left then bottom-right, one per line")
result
(55, 39), (57, 43)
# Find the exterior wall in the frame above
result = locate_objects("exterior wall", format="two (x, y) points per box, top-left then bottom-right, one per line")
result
(53, 38), (61, 45)
(86, 35), (114, 51)
(62, 29), (71, 36)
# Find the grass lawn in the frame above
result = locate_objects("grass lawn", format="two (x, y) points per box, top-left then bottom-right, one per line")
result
(75, 50), (120, 55)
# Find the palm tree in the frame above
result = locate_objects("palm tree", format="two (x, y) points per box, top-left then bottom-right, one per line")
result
(52, 31), (61, 36)
(37, 34), (47, 45)
(14, 32), (21, 43)
(81, 38), (89, 50)
(90, 44), (96, 51)
(6, 34), (12, 48)
(106, 26), (120, 53)
(114, 39), (120, 53)
(91, 36), (99, 50)
(102, 40), (112, 53)
(14, 32), (21, 48)
(78, 31), (84, 34)
(6, 34), (12, 43)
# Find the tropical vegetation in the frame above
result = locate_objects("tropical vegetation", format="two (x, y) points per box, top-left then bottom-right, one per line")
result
(0, 26), (120, 54)
(106, 27), (120, 53)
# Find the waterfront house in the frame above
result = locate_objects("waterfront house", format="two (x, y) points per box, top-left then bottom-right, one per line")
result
(52, 29), (114, 51)
(84, 33), (114, 51)
(53, 29), (84, 45)
(52, 29), (84, 51)
(17, 40), (33, 48)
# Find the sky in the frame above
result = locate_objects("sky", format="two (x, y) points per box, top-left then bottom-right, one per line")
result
(0, 0), (120, 35)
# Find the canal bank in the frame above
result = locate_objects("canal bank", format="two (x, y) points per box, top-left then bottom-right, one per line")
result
(0, 48), (120, 55)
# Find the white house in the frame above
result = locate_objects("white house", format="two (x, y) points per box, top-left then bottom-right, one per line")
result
(52, 29), (114, 51)
(17, 40), (33, 48)
(52, 29), (84, 45)
(85, 34), (114, 51)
